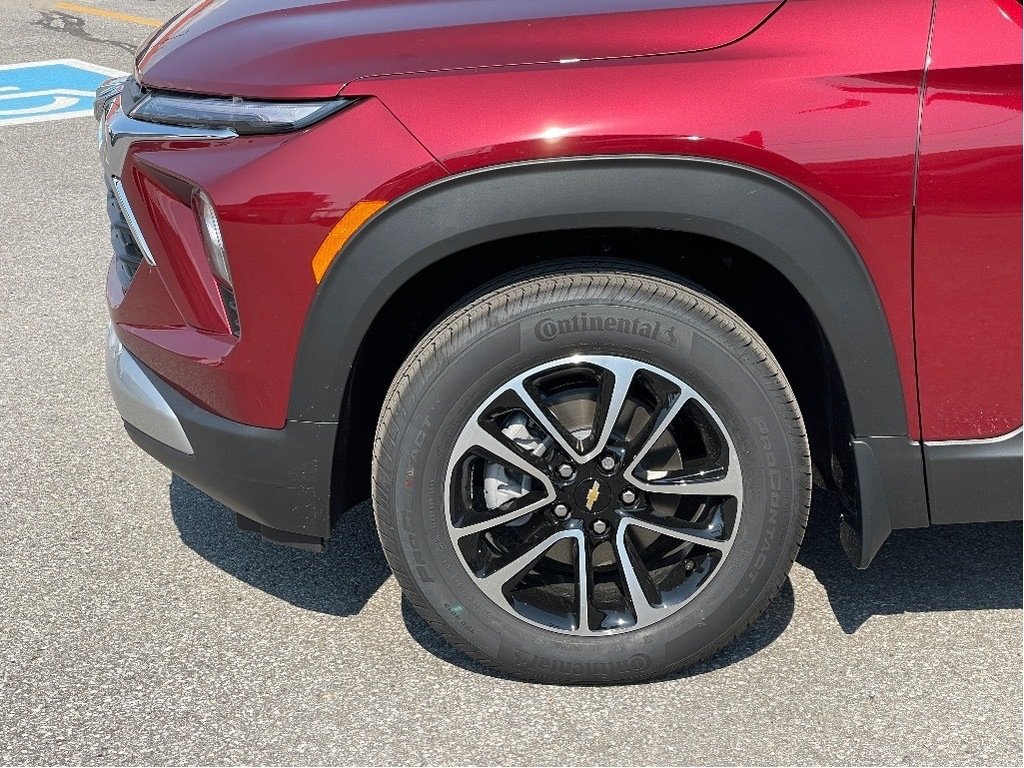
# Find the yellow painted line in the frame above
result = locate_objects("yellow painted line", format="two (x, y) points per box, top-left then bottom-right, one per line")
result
(53, 2), (164, 28)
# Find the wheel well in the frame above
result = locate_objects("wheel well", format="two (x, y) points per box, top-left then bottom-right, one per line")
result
(331, 227), (856, 516)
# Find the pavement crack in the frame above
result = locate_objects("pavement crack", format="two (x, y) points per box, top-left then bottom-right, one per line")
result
(31, 10), (137, 54)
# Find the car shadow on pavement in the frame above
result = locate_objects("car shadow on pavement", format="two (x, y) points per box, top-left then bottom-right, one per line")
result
(798, 489), (1023, 635)
(169, 473), (794, 679)
(402, 489), (1023, 681)
(400, 581), (798, 682)
(170, 476), (390, 616)
(171, 476), (1022, 679)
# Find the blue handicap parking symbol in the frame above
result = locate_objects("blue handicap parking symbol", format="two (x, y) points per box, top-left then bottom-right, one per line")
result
(0, 59), (126, 127)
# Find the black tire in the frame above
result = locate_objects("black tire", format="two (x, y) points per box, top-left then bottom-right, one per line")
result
(372, 266), (810, 684)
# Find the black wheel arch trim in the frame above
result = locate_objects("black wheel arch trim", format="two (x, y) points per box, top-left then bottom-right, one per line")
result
(291, 155), (911, 438)
(289, 155), (929, 563)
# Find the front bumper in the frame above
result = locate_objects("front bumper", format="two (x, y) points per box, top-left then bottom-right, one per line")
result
(107, 325), (193, 454)
(106, 324), (337, 549)
(95, 78), (445, 543)
(95, 81), (445, 429)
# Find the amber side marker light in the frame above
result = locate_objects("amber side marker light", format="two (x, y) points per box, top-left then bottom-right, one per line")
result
(311, 200), (387, 283)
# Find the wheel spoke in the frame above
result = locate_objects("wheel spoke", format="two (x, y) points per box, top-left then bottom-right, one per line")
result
(453, 420), (555, 493)
(509, 357), (643, 464)
(507, 380), (588, 464)
(477, 529), (575, 598)
(573, 530), (599, 635)
(452, 496), (553, 537)
(588, 357), (640, 460)
(614, 526), (662, 626)
(621, 385), (691, 471)
(630, 463), (742, 498)
(622, 507), (733, 553)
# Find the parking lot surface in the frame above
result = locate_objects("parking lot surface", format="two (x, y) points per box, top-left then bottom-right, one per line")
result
(1, 1), (1021, 765)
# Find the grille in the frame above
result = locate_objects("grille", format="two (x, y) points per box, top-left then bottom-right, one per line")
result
(106, 181), (146, 289)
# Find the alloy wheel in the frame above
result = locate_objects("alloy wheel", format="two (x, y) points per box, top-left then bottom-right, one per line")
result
(444, 354), (743, 636)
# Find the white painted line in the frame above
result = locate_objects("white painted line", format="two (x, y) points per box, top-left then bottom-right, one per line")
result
(0, 59), (126, 76)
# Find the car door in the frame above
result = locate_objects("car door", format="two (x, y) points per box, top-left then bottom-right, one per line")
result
(913, 0), (1023, 521)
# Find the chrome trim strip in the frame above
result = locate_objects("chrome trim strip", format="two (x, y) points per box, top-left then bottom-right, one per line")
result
(924, 427), (1023, 448)
(106, 325), (194, 455)
(93, 75), (128, 120)
(110, 176), (157, 267)
(101, 108), (236, 175)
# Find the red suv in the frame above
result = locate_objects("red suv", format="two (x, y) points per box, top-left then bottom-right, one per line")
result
(97, 0), (1022, 683)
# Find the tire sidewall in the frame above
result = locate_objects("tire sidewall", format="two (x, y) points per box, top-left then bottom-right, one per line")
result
(380, 280), (805, 682)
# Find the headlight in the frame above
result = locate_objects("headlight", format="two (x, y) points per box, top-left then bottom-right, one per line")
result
(128, 92), (355, 135)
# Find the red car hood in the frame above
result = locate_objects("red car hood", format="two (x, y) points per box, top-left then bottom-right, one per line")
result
(137, 0), (783, 99)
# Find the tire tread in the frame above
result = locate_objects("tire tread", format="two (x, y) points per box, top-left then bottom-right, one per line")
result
(372, 264), (811, 684)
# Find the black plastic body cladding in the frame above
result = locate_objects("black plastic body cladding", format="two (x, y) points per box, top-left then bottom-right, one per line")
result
(290, 157), (928, 559)
(293, 157), (909, 438)
(126, 357), (336, 543)
(925, 431), (1023, 524)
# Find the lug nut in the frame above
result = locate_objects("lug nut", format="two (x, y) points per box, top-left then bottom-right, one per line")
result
(591, 520), (609, 535)
(557, 463), (574, 479)
(620, 489), (637, 505)
(553, 503), (570, 519)
(684, 559), (696, 573)
(599, 455), (617, 472)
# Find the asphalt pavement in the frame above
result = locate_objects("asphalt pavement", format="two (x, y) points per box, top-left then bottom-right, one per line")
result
(0, 1), (1021, 765)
